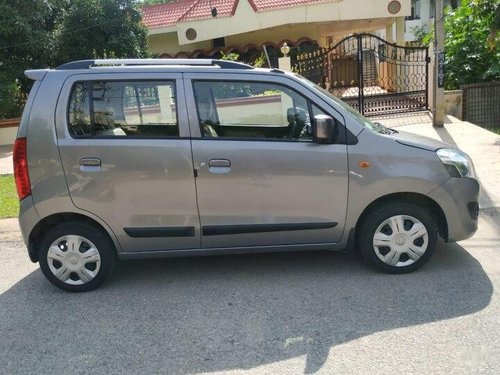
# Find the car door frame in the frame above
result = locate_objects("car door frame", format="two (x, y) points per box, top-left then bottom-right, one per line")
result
(54, 71), (201, 254)
(183, 71), (351, 249)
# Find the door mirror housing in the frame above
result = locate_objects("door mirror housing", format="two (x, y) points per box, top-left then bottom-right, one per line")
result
(312, 115), (338, 144)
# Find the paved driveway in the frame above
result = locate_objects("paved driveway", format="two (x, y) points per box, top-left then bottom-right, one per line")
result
(0, 212), (498, 374)
(0, 145), (13, 175)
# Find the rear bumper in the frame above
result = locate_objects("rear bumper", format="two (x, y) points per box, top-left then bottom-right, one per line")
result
(18, 196), (41, 262)
(428, 178), (480, 242)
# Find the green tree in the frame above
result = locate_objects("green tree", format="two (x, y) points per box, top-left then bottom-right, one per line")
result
(441, 0), (499, 89)
(0, 0), (151, 118)
(55, 0), (149, 64)
(0, 1), (55, 84)
(0, 0), (56, 117)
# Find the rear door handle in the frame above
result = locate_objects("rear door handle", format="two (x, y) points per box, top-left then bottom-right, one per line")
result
(208, 159), (231, 174)
(79, 157), (102, 172)
(209, 159), (231, 168)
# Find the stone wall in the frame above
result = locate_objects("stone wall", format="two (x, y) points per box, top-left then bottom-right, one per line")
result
(444, 90), (463, 120)
(0, 118), (20, 146)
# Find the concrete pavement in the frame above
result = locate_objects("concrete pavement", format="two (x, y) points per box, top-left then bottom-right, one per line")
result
(0, 206), (498, 374)
(0, 145), (13, 175)
(0, 218), (19, 235)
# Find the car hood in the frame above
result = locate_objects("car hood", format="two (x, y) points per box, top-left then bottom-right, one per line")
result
(392, 130), (451, 151)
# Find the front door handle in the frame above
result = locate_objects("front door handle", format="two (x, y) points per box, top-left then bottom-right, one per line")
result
(79, 157), (102, 172)
(208, 159), (231, 174)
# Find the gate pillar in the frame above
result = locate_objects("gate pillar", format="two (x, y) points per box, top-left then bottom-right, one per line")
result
(278, 57), (291, 71)
(279, 42), (291, 71)
(385, 23), (394, 43)
(396, 17), (405, 46)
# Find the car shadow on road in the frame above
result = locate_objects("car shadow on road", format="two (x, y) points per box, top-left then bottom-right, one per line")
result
(0, 242), (493, 374)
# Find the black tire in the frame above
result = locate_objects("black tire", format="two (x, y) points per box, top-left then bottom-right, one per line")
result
(358, 202), (438, 273)
(38, 221), (115, 292)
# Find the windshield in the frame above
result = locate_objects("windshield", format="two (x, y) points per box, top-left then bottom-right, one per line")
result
(294, 74), (385, 134)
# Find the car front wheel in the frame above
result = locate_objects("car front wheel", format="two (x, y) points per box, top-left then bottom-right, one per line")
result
(359, 202), (438, 273)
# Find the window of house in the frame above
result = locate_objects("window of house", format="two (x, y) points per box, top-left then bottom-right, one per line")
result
(192, 81), (318, 141)
(68, 81), (178, 138)
(429, 0), (436, 18)
(414, 0), (421, 19)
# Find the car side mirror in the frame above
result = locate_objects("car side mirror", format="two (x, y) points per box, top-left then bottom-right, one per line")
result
(312, 115), (338, 144)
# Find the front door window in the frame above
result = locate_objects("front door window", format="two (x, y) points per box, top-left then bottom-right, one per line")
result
(193, 81), (315, 141)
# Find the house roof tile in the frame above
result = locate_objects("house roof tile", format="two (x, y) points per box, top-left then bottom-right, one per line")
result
(249, 0), (330, 12)
(142, 0), (332, 29)
(179, 0), (238, 23)
(142, 0), (198, 29)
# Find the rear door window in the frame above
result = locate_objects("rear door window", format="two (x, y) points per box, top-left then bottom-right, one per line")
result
(67, 81), (178, 138)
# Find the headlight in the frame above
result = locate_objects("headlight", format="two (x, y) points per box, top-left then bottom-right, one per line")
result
(436, 148), (476, 178)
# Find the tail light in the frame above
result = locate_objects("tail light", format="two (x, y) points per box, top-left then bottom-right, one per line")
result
(13, 137), (31, 200)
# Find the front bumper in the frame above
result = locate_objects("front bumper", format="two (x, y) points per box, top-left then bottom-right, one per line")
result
(428, 177), (480, 242)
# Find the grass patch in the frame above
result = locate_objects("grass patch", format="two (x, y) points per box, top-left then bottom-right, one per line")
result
(0, 175), (19, 219)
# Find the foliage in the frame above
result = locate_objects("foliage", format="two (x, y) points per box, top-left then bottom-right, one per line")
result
(252, 53), (266, 68)
(444, 0), (499, 89)
(411, 25), (432, 46)
(424, 0), (499, 89)
(55, 0), (149, 64)
(220, 52), (240, 61)
(0, 175), (19, 219)
(220, 51), (266, 68)
(0, 1), (55, 92)
(0, 0), (150, 119)
(0, 81), (24, 119)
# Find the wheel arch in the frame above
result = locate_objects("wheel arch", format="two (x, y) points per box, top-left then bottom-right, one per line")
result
(28, 212), (119, 262)
(354, 192), (448, 243)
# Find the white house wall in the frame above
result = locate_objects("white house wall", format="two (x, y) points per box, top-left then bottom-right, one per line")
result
(173, 0), (411, 46)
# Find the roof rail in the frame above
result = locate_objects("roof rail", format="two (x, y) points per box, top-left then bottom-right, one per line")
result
(56, 59), (253, 70)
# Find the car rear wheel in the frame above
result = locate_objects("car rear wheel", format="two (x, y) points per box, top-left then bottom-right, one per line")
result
(359, 202), (438, 273)
(38, 222), (115, 292)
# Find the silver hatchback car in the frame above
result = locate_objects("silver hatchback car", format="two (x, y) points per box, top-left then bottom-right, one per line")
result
(14, 59), (479, 291)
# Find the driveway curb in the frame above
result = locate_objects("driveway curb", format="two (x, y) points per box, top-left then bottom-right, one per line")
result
(0, 218), (20, 233)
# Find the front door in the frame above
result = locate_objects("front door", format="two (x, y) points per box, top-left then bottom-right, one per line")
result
(56, 73), (199, 252)
(185, 75), (349, 248)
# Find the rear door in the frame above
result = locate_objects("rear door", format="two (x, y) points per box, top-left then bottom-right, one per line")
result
(184, 73), (349, 249)
(56, 73), (199, 253)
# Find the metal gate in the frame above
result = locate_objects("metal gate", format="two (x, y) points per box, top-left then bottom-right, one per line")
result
(294, 33), (429, 116)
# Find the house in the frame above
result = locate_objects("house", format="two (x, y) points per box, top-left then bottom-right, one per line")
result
(142, 0), (412, 62)
(404, 0), (460, 41)
(142, 1), (433, 118)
